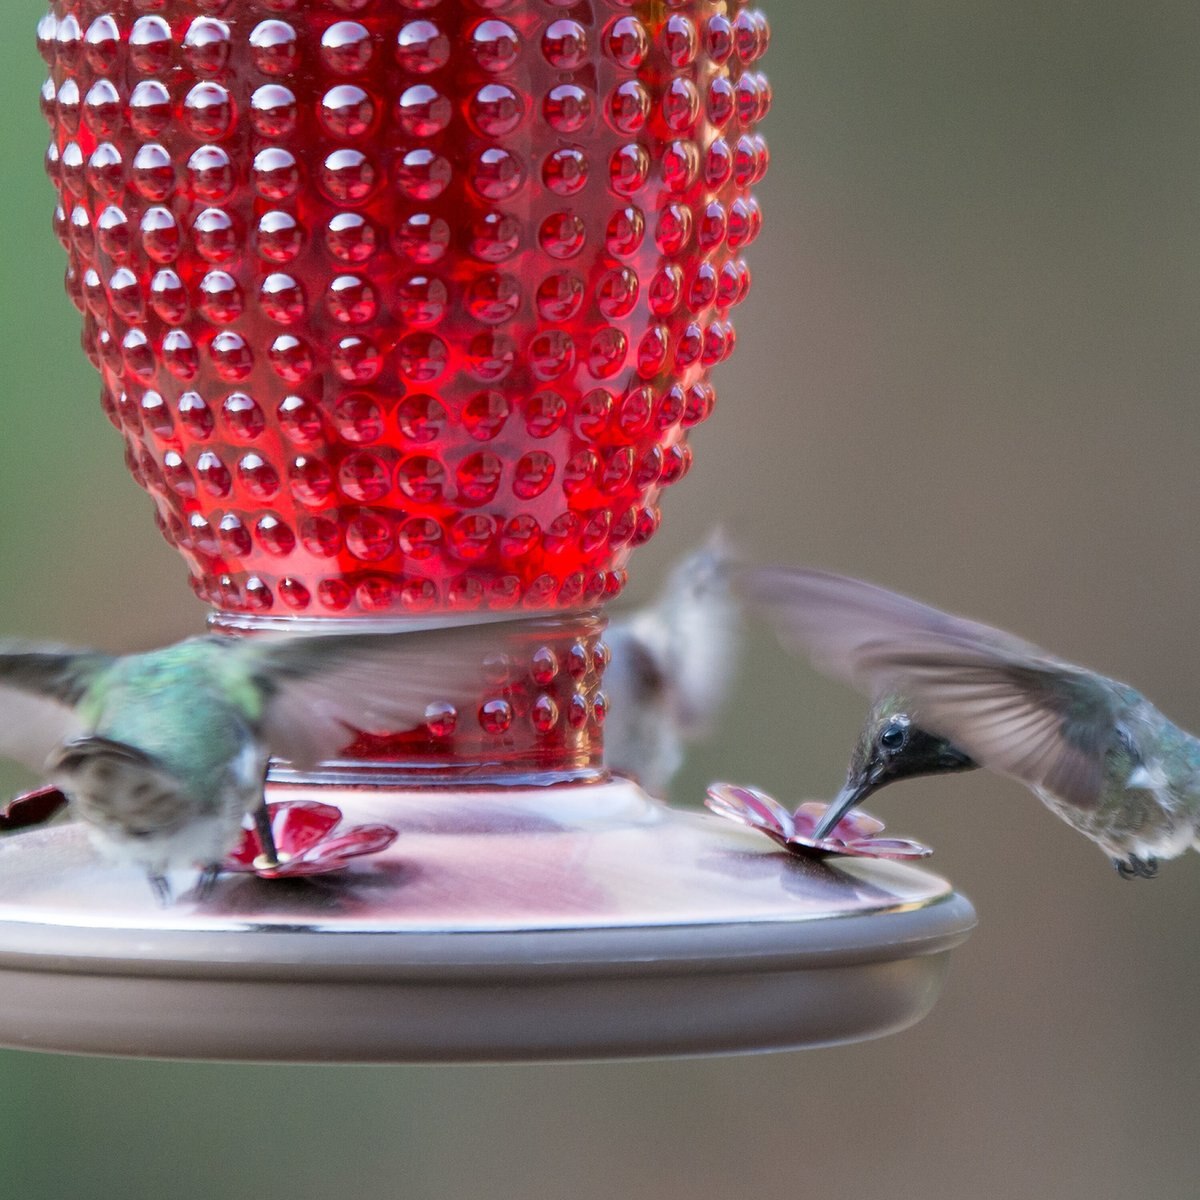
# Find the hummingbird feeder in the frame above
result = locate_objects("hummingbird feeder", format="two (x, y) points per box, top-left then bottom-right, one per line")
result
(0, 0), (975, 1062)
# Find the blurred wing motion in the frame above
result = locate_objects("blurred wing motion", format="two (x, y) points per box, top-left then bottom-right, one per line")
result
(739, 567), (1124, 811)
(245, 622), (512, 769)
(0, 642), (115, 771)
(737, 566), (1042, 691)
(604, 532), (741, 793)
(643, 530), (740, 736)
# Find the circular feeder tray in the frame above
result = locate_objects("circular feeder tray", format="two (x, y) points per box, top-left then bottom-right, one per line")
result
(0, 779), (975, 1062)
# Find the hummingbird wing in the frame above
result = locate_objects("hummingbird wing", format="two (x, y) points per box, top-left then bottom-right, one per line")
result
(0, 642), (115, 771)
(738, 566), (1044, 693)
(660, 531), (741, 734)
(621, 530), (740, 735)
(241, 621), (521, 769)
(739, 567), (1118, 810)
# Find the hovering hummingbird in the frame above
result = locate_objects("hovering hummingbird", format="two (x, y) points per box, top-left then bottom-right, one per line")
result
(0, 626), (492, 900)
(603, 533), (740, 796)
(739, 566), (1200, 879)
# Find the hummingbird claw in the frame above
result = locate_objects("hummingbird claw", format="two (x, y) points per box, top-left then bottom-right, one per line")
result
(194, 864), (222, 900)
(1114, 854), (1159, 880)
(147, 872), (172, 906)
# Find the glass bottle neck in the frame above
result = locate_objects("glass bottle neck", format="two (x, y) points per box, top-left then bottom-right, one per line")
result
(210, 609), (609, 787)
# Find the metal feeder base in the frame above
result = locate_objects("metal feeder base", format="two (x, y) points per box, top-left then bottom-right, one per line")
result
(0, 779), (975, 1062)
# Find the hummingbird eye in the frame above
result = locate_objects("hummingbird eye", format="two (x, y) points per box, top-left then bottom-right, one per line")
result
(878, 722), (908, 752)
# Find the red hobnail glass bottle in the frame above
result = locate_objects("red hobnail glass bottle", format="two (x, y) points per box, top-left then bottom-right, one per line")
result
(39, 0), (769, 781)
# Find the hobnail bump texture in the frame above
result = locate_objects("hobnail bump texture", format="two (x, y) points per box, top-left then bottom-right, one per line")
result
(276, 615), (611, 782)
(41, 0), (769, 618)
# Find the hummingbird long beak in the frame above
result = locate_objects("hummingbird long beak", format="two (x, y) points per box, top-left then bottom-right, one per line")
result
(811, 773), (879, 841)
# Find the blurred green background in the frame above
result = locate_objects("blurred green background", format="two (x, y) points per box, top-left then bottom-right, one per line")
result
(3, 2), (1200, 1198)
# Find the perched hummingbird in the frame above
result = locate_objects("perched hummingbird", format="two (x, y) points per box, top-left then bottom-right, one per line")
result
(603, 534), (740, 796)
(0, 627), (491, 899)
(739, 566), (1200, 879)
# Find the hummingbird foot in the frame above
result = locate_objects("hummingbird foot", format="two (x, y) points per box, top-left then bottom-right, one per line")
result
(147, 872), (172, 906)
(1114, 854), (1159, 880)
(194, 864), (222, 901)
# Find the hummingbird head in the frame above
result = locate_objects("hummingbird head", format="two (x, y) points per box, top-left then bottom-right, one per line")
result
(850, 698), (979, 794)
(812, 697), (978, 839)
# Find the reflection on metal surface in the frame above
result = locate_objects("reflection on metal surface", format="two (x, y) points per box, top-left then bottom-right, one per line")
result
(0, 779), (952, 934)
(0, 778), (975, 1062)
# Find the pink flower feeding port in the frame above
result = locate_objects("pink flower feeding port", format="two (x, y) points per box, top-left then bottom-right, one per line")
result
(0, 0), (975, 1064)
(705, 784), (934, 860)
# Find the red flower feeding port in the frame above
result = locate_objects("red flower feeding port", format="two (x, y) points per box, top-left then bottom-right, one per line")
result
(0, 788), (69, 833)
(223, 801), (398, 879)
